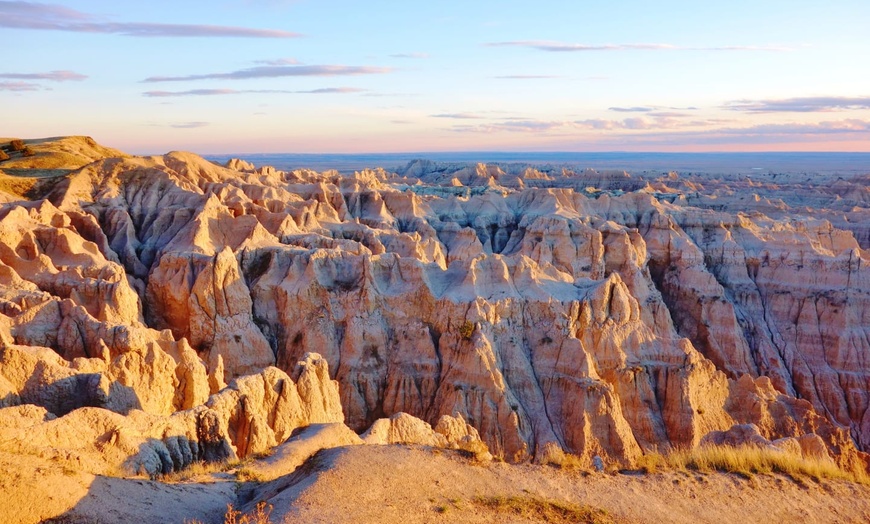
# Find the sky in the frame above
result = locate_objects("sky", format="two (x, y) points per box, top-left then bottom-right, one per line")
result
(2, 0), (870, 154)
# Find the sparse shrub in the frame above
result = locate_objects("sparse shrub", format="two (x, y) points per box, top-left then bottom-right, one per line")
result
(236, 467), (268, 483)
(635, 450), (666, 474)
(536, 442), (587, 472)
(458, 320), (474, 340)
(9, 139), (25, 151)
(237, 501), (273, 524)
(21, 146), (35, 157)
(159, 460), (231, 482)
(560, 453), (587, 471)
(186, 502), (274, 524)
(537, 441), (566, 467)
(0, 149), (8, 161)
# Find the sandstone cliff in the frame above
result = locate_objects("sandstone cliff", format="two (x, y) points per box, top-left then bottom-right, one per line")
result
(1, 137), (868, 477)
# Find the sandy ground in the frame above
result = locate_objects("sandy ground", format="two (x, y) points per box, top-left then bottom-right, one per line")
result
(0, 452), (233, 524)
(257, 445), (870, 524)
(10, 444), (867, 524)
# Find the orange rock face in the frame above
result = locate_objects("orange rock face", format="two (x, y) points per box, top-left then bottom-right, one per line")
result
(1, 138), (868, 472)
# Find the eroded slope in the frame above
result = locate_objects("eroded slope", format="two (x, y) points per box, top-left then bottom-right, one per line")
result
(0, 139), (864, 472)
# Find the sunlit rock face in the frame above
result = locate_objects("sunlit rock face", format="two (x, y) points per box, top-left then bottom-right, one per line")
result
(1, 138), (868, 469)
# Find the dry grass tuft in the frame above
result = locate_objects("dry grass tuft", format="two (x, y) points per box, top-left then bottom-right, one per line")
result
(634, 450), (667, 474)
(159, 460), (233, 483)
(185, 502), (274, 524)
(558, 453), (587, 471)
(537, 442), (589, 472)
(474, 495), (614, 524)
(236, 467), (269, 483)
(638, 445), (870, 484)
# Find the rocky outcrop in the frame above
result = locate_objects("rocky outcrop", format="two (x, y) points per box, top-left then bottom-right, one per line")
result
(621, 198), (870, 454)
(241, 422), (364, 481)
(204, 354), (343, 458)
(0, 352), (343, 478)
(362, 412), (492, 460)
(146, 246), (274, 380)
(700, 422), (832, 460)
(1, 138), (868, 474)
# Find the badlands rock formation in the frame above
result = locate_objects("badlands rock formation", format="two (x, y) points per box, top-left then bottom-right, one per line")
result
(1, 136), (868, 498)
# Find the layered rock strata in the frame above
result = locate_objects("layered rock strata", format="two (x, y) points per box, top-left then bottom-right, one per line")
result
(0, 138), (867, 473)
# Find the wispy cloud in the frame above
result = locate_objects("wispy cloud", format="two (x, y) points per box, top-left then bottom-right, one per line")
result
(724, 96), (870, 113)
(609, 106), (699, 114)
(488, 42), (675, 52)
(648, 111), (694, 118)
(494, 75), (561, 79)
(431, 113), (485, 120)
(170, 122), (209, 128)
(449, 115), (733, 134)
(0, 70), (86, 81)
(486, 41), (793, 52)
(445, 116), (870, 148)
(145, 89), (245, 97)
(491, 120), (567, 132)
(0, 1), (299, 38)
(576, 116), (733, 131)
(575, 118), (657, 130)
(254, 57), (301, 65)
(144, 87), (365, 97)
(0, 80), (42, 91)
(601, 119), (870, 147)
(608, 106), (655, 113)
(711, 119), (870, 135)
(389, 52), (429, 59)
(362, 92), (419, 98)
(297, 87), (365, 94)
(450, 119), (571, 134)
(143, 64), (391, 82)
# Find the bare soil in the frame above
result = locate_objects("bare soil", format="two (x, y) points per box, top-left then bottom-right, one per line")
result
(9, 445), (867, 524)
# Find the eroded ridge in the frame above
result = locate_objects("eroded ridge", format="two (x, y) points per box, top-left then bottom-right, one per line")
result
(1, 137), (868, 487)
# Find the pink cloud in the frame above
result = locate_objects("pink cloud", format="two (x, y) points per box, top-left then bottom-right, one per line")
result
(724, 96), (870, 113)
(0, 80), (41, 91)
(143, 87), (366, 97)
(486, 41), (793, 52)
(143, 65), (391, 82)
(0, 1), (299, 38)
(0, 69), (86, 81)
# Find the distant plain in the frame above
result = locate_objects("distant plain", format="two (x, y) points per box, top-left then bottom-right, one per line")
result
(204, 151), (870, 175)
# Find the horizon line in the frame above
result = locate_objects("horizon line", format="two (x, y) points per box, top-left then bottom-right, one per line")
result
(192, 150), (870, 157)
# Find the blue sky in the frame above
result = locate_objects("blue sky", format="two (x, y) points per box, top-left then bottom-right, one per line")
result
(2, 0), (870, 153)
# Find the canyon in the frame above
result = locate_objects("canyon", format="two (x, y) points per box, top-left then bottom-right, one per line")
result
(1, 136), (869, 523)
